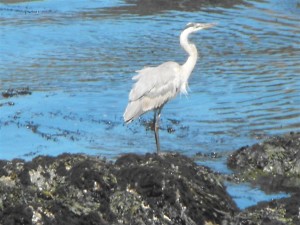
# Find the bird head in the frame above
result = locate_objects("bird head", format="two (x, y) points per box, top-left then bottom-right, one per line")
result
(185, 22), (216, 33)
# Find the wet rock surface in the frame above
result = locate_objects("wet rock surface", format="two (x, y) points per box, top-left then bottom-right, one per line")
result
(1, 132), (299, 224)
(113, 153), (237, 224)
(2, 87), (32, 98)
(0, 153), (237, 225)
(227, 131), (300, 225)
(0, 87), (31, 108)
(228, 132), (300, 193)
(232, 192), (300, 225)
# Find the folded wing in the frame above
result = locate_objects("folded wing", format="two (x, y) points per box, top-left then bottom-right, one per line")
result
(124, 61), (182, 123)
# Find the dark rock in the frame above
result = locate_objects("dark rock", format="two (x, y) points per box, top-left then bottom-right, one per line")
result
(2, 131), (299, 224)
(226, 131), (300, 225)
(113, 153), (237, 224)
(232, 193), (300, 225)
(0, 153), (237, 225)
(2, 87), (32, 98)
(0, 154), (115, 225)
(1, 205), (33, 225)
(228, 132), (300, 193)
(0, 101), (15, 107)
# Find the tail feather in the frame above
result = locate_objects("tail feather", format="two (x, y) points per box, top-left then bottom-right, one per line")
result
(123, 101), (144, 123)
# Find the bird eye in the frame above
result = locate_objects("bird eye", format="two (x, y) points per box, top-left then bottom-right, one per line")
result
(186, 22), (195, 28)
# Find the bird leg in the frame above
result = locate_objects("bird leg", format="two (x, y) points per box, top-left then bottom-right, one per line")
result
(154, 111), (160, 154)
(153, 108), (162, 154)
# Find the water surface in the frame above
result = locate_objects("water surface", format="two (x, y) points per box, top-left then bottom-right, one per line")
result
(1, 0), (299, 208)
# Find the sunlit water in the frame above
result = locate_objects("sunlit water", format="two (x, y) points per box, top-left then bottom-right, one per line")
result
(0, 0), (299, 208)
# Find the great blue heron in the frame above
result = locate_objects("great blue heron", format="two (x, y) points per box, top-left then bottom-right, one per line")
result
(124, 22), (215, 154)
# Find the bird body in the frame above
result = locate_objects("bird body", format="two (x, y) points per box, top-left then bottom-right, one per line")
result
(124, 22), (215, 153)
(124, 61), (182, 123)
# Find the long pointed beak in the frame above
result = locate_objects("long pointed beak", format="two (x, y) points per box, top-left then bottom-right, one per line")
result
(196, 22), (217, 29)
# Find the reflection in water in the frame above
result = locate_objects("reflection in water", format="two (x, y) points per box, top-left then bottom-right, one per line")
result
(122, 0), (248, 15)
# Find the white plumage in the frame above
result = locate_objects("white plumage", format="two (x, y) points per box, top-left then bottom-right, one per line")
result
(124, 22), (215, 153)
(125, 62), (181, 122)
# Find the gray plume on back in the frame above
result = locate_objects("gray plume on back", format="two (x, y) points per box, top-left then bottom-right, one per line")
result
(123, 61), (181, 123)
(123, 22), (215, 153)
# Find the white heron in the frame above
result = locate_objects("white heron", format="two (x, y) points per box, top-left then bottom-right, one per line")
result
(124, 22), (215, 154)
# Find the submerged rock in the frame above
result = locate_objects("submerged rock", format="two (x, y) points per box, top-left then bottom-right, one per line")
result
(2, 87), (32, 98)
(228, 132), (300, 193)
(227, 131), (300, 225)
(233, 193), (300, 225)
(0, 153), (237, 225)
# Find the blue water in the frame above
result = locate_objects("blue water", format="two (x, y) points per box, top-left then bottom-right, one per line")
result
(0, 0), (299, 209)
(226, 182), (289, 209)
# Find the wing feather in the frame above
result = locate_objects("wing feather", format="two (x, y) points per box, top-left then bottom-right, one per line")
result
(129, 62), (181, 101)
(124, 61), (182, 123)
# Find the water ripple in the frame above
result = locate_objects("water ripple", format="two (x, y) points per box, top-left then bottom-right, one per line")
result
(0, 0), (300, 159)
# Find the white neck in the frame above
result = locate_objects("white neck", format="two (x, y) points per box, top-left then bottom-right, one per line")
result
(179, 30), (198, 93)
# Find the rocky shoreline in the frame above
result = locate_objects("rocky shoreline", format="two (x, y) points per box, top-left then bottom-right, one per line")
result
(227, 131), (300, 225)
(0, 132), (299, 225)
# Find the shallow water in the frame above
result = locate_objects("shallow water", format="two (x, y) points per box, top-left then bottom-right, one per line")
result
(0, 0), (299, 208)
